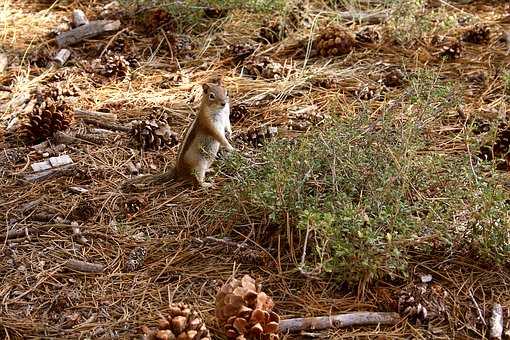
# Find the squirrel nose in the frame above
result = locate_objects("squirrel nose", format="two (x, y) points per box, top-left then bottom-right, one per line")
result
(220, 101), (226, 106)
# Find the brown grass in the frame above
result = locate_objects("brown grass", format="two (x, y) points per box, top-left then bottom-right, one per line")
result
(1, 0), (510, 338)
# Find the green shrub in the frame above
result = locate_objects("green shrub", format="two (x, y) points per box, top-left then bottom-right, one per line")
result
(216, 113), (509, 284)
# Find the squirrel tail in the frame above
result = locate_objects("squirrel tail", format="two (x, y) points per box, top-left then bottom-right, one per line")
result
(121, 167), (176, 192)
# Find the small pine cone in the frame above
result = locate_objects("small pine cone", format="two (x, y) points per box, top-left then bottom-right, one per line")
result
(355, 85), (380, 100)
(242, 56), (290, 80)
(228, 43), (256, 64)
(355, 26), (381, 44)
(141, 8), (176, 36)
(124, 246), (147, 272)
(72, 199), (97, 221)
(163, 33), (193, 58)
(143, 302), (211, 340)
(230, 104), (249, 124)
(203, 6), (228, 19)
(381, 68), (406, 87)
(398, 289), (428, 325)
(216, 275), (280, 340)
(96, 51), (131, 78)
(237, 126), (278, 148)
(259, 19), (287, 44)
(315, 26), (356, 57)
(462, 24), (490, 44)
(433, 37), (462, 60)
(123, 196), (148, 216)
(131, 118), (179, 150)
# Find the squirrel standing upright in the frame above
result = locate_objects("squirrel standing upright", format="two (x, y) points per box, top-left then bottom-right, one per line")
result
(123, 79), (234, 190)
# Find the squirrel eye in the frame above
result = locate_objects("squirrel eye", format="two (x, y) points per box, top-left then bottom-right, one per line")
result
(209, 93), (215, 100)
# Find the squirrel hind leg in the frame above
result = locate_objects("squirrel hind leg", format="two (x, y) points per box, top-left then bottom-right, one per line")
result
(192, 162), (213, 189)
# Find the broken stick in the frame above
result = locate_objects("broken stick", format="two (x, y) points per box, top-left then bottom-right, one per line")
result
(53, 48), (71, 66)
(65, 259), (104, 273)
(279, 312), (400, 333)
(72, 9), (89, 27)
(75, 108), (118, 121)
(56, 20), (121, 47)
(338, 11), (389, 24)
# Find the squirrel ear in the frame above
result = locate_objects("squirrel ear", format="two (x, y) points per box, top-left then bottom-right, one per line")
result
(217, 76), (224, 85)
(202, 83), (209, 93)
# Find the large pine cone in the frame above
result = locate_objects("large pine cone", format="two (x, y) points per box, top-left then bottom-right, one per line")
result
(18, 84), (74, 143)
(142, 302), (210, 340)
(315, 26), (356, 57)
(216, 275), (280, 340)
(131, 117), (179, 150)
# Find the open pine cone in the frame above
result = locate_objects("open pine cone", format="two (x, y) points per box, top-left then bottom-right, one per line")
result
(17, 84), (75, 144)
(242, 56), (291, 80)
(462, 24), (490, 44)
(432, 36), (462, 60)
(230, 104), (250, 124)
(142, 302), (210, 340)
(131, 117), (179, 150)
(355, 26), (381, 44)
(314, 26), (356, 57)
(258, 19), (287, 44)
(216, 275), (280, 340)
(93, 51), (137, 78)
(236, 126), (278, 148)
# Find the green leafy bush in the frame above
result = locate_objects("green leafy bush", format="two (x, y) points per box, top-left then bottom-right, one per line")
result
(216, 113), (509, 284)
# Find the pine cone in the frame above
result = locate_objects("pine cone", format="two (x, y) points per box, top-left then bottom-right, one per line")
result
(315, 26), (356, 57)
(381, 68), (406, 87)
(258, 19), (287, 44)
(230, 104), (249, 124)
(286, 108), (329, 131)
(163, 34), (194, 59)
(228, 43), (256, 64)
(94, 51), (132, 78)
(355, 26), (381, 44)
(242, 56), (291, 80)
(355, 85), (381, 100)
(131, 118), (179, 150)
(18, 84), (74, 144)
(203, 6), (228, 19)
(462, 24), (490, 44)
(216, 275), (279, 340)
(72, 199), (97, 221)
(140, 8), (176, 36)
(237, 126), (278, 148)
(432, 36), (462, 60)
(123, 195), (148, 216)
(478, 123), (510, 165)
(124, 246), (147, 272)
(142, 302), (210, 340)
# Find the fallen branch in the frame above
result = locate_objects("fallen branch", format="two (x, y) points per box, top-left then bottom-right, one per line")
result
(489, 303), (503, 340)
(23, 164), (76, 182)
(6, 227), (35, 240)
(279, 312), (400, 333)
(338, 11), (389, 24)
(54, 130), (109, 145)
(53, 48), (71, 66)
(81, 117), (131, 132)
(56, 20), (121, 47)
(75, 108), (118, 121)
(65, 259), (104, 273)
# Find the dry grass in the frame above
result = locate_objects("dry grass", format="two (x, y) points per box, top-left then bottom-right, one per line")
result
(1, 0), (510, 338)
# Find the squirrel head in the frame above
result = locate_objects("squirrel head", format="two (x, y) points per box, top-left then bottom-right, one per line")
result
(202, 79), (228, 110)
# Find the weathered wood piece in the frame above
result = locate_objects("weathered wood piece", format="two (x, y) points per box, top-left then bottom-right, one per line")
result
(0, 53), (8, 73)
(338, 11), (389, 24)
(72, 9), (89, 27)
(23, 164), (75, 182)
(53, 48), (71, 65)
(279, 312), (400, 333)
(489, 304), (503, 340)
(65, 259), (104, 273)
(56, 20), (121, 47)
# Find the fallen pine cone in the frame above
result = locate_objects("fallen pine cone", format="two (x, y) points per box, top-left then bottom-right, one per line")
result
(216, 275), (280, 340)
(141, 302), (211, 340)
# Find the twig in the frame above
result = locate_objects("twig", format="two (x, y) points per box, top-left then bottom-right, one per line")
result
(65, 259), (104, 273)
(279, 312), (401, 332)
(54, 131), (109, 145)
(489, 303), (503, 340)
(201, 236), (249, 249)
(469, 290), (486, 326)
(56, 20), (121, 47)
(22, 164), (76, 182)
(81, 117), (131, 132)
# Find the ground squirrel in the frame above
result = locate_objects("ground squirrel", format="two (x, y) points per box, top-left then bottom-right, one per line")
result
(123, 79), (234, 190)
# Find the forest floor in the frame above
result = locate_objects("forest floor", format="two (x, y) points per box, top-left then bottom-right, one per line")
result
(1, 0), (510, 339)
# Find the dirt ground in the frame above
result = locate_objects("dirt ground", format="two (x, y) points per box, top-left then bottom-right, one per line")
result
(1, 0), (510, 339)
